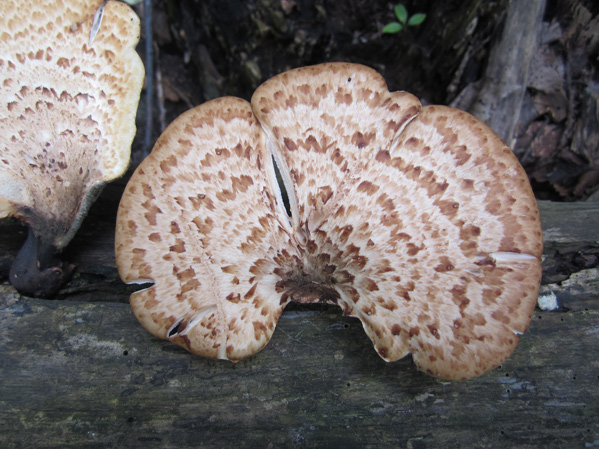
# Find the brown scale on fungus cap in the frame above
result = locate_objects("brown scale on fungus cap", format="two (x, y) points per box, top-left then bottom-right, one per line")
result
(0, 0), (144, 297)
(116, 63), (542, 381)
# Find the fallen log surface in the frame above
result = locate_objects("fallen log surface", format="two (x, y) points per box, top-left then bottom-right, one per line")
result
(0, 187), (598, 448)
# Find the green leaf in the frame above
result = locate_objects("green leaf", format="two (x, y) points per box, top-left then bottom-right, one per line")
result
(394, 4), (408, 24)
(408, 13), (427, 26)
(382, 22), (403, 34)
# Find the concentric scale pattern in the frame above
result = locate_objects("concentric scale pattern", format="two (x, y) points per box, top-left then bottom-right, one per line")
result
(0, 0), (143, 248)
(116, 63), (543, 380)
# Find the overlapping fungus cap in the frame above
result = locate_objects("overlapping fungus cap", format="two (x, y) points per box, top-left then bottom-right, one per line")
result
(0, 0), (143, 249)
(116, 63), (543, 380)
(0, 0), (144, 297)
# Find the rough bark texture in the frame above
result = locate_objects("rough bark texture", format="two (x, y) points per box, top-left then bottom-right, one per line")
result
(0, 178), (598, 448)
(510, 0), (599, 200)
(457, 0), (546, 146)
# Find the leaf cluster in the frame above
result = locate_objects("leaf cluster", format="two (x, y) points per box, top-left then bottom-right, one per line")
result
(382, 4), (426, 34)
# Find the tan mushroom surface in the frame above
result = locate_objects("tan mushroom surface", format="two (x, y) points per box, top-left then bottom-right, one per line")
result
(0, 0), (144, 297)
(117, 97), (294, 360)
(116, 63), (543, 380)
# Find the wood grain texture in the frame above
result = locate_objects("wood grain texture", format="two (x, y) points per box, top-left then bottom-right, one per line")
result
(462, 0), (546, 146)
(0, 193), (598, 448)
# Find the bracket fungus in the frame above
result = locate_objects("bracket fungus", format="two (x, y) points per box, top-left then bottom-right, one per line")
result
(0, 0), (144, 297)
(116, 63), (543, 381)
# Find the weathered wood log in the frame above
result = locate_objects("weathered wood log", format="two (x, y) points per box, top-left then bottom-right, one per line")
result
(0, 192), (598, 448)
(469, 0), (546, 145)
(0, 283), (597, 449)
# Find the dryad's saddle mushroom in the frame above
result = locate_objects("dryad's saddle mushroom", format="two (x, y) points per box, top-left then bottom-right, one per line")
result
(116, 63), (543, 380)
(0, 0), (144, 297)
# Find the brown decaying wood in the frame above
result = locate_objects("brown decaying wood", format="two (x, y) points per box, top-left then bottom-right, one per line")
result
(459, 0), (546, 145)
(0, 176), (598, 447)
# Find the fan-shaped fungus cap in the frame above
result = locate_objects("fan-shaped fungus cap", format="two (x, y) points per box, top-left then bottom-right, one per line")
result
(0, 0), (144, 297)
(116, 63), (542, 380)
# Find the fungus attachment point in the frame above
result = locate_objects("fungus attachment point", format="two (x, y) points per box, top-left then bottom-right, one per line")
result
(9, 228), (73, 299)
(0, 0), (144, 297)
(116, 63), (543, 380)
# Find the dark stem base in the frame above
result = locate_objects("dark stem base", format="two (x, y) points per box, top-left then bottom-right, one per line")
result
(9, 228), (74, 299)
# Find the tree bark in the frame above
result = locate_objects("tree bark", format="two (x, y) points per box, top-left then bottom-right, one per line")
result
(455, 0), (547, 145)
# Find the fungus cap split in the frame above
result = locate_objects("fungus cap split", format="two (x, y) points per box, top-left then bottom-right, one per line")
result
(0, 0), (144, 297)
(116, 63), (543, 381)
